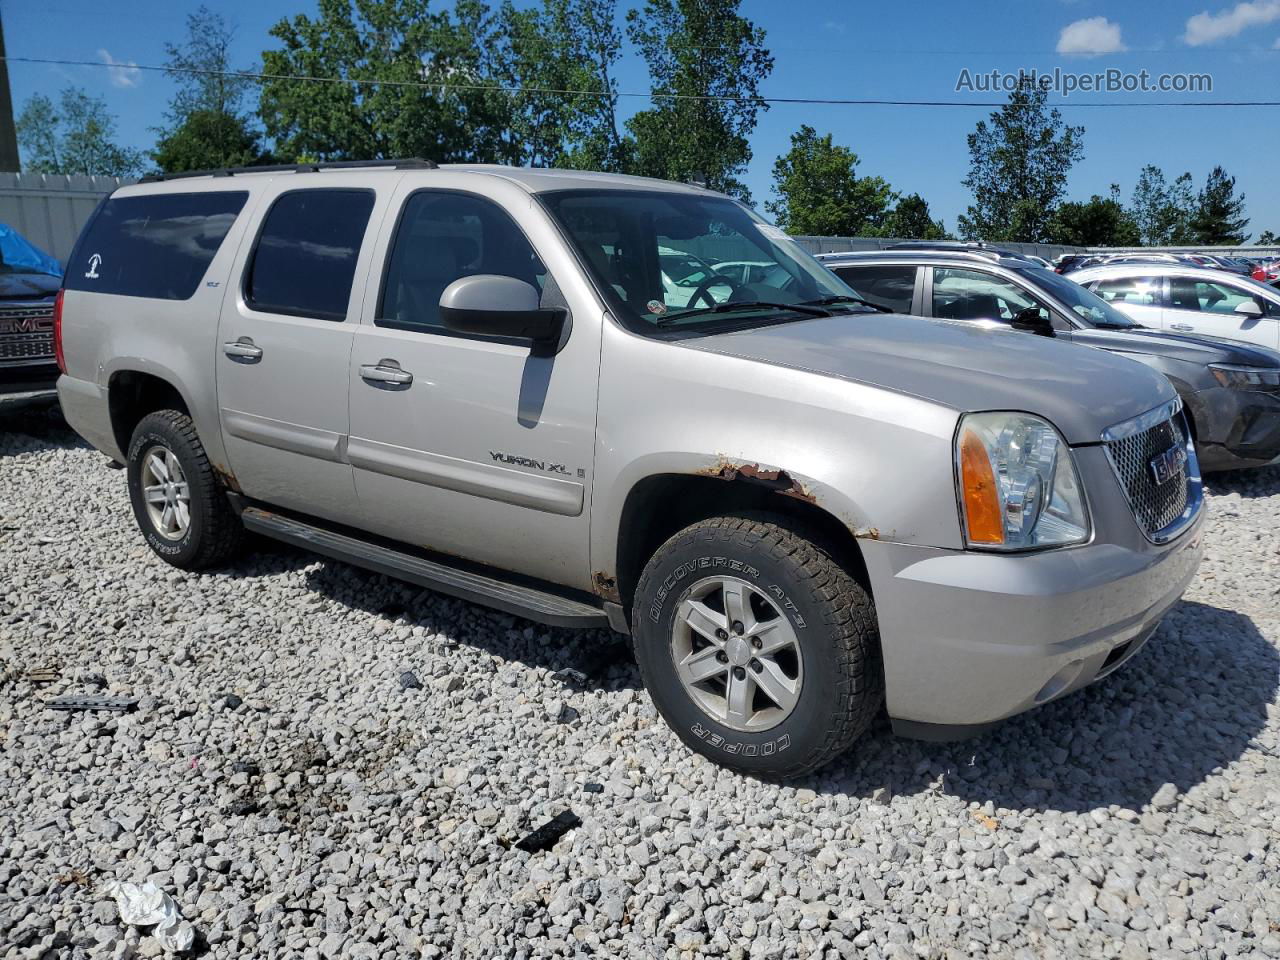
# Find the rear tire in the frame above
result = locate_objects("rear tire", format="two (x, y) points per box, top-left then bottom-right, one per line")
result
(126, 410), (244, 569)
(631, 515), (882, 778)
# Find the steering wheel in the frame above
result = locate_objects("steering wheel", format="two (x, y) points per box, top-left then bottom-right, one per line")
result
(686, 273), (751, 309)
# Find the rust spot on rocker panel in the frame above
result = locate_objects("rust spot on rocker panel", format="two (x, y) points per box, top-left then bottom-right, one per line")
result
(592, 572), (621, 603)
(211, 463), (242, 493)
(695, 458), (819, 505)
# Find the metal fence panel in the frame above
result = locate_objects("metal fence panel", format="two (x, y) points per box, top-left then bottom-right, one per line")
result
(0, 172), (131, 262)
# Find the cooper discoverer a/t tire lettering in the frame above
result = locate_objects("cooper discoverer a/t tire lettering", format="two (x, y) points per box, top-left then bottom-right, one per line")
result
(632, 514), (883, 778)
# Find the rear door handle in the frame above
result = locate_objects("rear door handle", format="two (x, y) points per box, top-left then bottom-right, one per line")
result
(1169, 323), (1194, 332)
(359, 360), (413, 386)
(223, 337), (263, 361)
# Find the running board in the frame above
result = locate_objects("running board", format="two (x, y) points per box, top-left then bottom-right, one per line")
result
(240, 506), (610, 629)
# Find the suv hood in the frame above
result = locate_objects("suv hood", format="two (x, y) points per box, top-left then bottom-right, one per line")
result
(0, 272), (60, 300)
(1071, 326), (1280, 368)
(684, 312), (1176, 445)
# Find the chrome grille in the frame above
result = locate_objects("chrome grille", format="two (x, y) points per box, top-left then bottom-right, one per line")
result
(1103, 402), (1199, 542)
(0, 306), (55, 363)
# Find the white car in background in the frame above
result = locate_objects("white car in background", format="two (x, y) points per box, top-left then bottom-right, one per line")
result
(1068, 263), (1280, 350)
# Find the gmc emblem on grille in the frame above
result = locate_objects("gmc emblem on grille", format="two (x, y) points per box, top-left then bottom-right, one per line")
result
(1148, 444), (1187, 485)
(0, 315), (53, 335)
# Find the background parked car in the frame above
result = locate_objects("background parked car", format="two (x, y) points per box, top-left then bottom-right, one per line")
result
(0, 224), (63, 409)
(1068, 262), (1280, 350)
(1253, 258), (1280, 287)
(820, 248), (1280, 470)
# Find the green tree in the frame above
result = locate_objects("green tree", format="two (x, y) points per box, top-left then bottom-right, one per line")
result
(958, 77), (1084, 243)
(1129, 165), (1198, 245)
(495, 0), (632, 170)
(765, 126), (894, 236)
(153, 110), (264, 172)
(154, 5), (266, 171)
(881, 193), (949, 240)
(16, 87), (144, 177)
(1258, 230), (1277, 245)
(1047, 194), (1141, 247)
(1190, 165), (1250, 245)
(259, 0), (514, 164)
(626, 0), (773, 200)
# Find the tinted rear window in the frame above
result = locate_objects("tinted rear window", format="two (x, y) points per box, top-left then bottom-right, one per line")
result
(245, 189), (375, 321)
(65, 191), (247, 300)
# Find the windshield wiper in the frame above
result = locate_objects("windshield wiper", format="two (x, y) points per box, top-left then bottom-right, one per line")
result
(800, 294), (892, 313)
(655, 300), (833, 326)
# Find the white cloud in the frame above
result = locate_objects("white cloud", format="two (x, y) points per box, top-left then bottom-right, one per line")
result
(98, 49), (141, 88)
(1057, 17), (1128, 56)
(1274, 34), (1280, 46)
(1184, 0), (1280, 45)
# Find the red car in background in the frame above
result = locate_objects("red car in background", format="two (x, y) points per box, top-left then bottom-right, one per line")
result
(1253, 258), (1280, 287)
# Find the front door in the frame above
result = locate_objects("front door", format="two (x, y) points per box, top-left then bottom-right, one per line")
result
(346, 182), (601, 590)
(216, 183), (382, 523)
(1162, 275), (1280, 349)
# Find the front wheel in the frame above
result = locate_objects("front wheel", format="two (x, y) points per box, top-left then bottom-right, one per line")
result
(126, 410), (244, 569)
(631, 515), (883, 778)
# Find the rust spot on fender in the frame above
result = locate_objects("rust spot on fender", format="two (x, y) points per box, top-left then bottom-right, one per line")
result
(592, 572), (621, 603)
(854, 527), (880, 541)
(695, 458), (818, 505)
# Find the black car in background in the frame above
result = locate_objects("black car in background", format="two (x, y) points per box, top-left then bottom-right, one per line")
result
(0, 225), (63, 408)
(818, 247), (1280, 472)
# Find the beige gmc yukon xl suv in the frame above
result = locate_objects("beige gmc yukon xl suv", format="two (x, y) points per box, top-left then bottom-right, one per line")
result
(55, 161), (1204, 777)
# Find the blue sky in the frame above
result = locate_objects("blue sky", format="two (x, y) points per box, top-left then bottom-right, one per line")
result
(4, 0), (1279, 237)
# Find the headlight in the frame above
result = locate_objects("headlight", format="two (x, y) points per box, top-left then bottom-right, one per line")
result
(1209, 364), (1280, 391)
(955, 412), (1090, 550)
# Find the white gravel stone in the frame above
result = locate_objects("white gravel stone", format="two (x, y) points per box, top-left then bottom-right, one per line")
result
(1, 406), (1278, 959)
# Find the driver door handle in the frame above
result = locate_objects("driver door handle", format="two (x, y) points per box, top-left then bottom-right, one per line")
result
(359, 360), (413, 386)
(222, 337), (263, 361)
(1169, 323), (1194, 332)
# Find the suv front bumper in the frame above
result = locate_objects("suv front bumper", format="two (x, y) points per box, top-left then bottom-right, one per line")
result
(863, 486), (1205, 736)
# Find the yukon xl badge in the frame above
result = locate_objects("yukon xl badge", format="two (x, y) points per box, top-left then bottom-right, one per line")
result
(1149, 444), (1187, 485)
(490, 451), (585, 478)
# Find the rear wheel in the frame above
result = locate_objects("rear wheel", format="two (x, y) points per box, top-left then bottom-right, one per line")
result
(632, 515), (882, 778)
(126, 410), (244, 569)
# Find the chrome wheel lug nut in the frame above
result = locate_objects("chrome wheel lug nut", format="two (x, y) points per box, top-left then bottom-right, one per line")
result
(750, 659), (763, 673)
(733, 666), (747, 680)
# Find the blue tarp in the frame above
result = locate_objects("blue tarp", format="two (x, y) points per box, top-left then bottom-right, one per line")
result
(0, 223), (62, 277)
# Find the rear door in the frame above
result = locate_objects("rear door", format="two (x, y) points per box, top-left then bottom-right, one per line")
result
(1086, 274), (1166, 328)
(827, 263), (921, 314)
(346, 179), (602, 589)
(215, 181), (385, 523)
(1162, 274), (1280, 348)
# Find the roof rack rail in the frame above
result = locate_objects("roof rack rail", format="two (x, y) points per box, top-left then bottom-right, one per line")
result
(818, 248), (1005, 264)
(140, 158), (438, 183)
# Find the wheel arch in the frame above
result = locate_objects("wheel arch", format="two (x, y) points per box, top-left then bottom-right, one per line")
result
(610, 469), (873, 627)
(107, 369), (192, 459)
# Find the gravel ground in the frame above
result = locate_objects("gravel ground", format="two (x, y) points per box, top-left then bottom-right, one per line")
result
(2, 405), (1278, 960)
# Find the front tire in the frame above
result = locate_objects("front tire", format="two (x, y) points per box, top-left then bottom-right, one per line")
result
(632, 515), (882, 778)
(126, 410), (244, 569)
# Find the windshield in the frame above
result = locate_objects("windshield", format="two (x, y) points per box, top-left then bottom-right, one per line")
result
(539, 189), (863, 333)
(1025, 267), (1139, 328)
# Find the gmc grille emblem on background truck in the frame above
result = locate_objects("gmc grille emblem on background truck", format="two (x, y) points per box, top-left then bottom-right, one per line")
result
(1149, 444), (1187, 485)
(0, 316), (53, 335)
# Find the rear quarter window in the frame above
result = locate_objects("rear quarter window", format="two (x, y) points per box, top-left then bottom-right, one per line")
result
(64, 191), (248, 300)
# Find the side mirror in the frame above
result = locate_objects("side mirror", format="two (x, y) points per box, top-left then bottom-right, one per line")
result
(1234, 299), (1264, 319)
(440, 275), (566, 353)
(1011, 306), (1055, 337)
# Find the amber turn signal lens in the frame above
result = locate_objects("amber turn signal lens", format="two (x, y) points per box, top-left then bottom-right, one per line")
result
(959, 428), (1004, 545)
